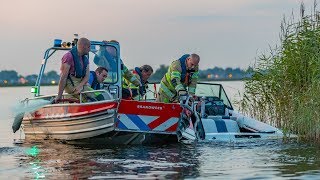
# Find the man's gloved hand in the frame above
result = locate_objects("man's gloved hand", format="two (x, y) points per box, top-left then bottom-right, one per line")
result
(178, 90), (188, 103)
(178, 90), (188, 96)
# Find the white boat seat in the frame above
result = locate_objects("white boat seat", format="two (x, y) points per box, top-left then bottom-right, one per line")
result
(201, 117), (240, 133)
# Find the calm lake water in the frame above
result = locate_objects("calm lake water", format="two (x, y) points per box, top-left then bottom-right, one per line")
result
(1, 82), (320, 179)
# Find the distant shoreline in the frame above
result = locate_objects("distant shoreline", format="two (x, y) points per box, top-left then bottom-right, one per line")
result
(0, 79), (245, 88)
(0, 84), (57, 88)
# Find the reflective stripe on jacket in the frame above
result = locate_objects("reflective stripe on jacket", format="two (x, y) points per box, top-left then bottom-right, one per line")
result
(122, 64), (141, 87)
(122, 67), (145, 100)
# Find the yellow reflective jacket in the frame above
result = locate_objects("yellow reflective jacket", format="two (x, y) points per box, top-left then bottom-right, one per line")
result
(122, 67), (146, 100)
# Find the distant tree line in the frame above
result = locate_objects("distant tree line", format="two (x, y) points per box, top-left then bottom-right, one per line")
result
(0, 66), (251, 86)
(148, 65), (252, 82)
(0, 70), (59, 86)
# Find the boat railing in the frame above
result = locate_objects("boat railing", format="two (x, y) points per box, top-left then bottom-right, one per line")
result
(30, 93), (71, 100)
(80, 89), (107, 94)
(80, 89), (114, 102)
(27, 89), (115, 104)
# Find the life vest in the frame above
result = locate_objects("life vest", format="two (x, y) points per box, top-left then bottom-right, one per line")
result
(179, 54), (194, 85)
(133, 67), (147, 96)
(70, 47), (89, 78)
(133, 67), (143, 88)
(89, 71), (100, 90)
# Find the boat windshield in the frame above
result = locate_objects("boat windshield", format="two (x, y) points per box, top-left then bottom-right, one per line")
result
(92, 45), (119, 84)
(195, 83), (233, 109)
(145, 82), (233, 110)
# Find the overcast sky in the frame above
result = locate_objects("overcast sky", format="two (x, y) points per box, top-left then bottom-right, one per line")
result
(0, 0), (315, 76)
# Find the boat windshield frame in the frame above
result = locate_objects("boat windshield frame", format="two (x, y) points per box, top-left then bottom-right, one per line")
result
(33, 41), (121, 97)
(195, 82), (233, 110)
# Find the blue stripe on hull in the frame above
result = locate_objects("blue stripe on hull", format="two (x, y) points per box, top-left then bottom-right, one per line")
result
(126, 114), (151, 131)
(214, 119), (228, 132)
(116, 118), (128, 130)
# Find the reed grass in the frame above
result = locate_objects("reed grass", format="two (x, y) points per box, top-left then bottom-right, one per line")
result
(241, 1), (320, 142)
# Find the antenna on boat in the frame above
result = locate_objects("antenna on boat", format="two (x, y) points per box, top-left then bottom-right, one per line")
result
(72, 33), (79, 47)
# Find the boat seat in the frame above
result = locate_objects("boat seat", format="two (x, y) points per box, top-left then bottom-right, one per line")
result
(201, 117), (240, 133)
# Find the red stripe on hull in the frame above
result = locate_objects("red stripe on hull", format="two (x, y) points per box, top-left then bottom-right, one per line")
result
(165, 123), (178, 132)
(148, 115), (174, 129)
